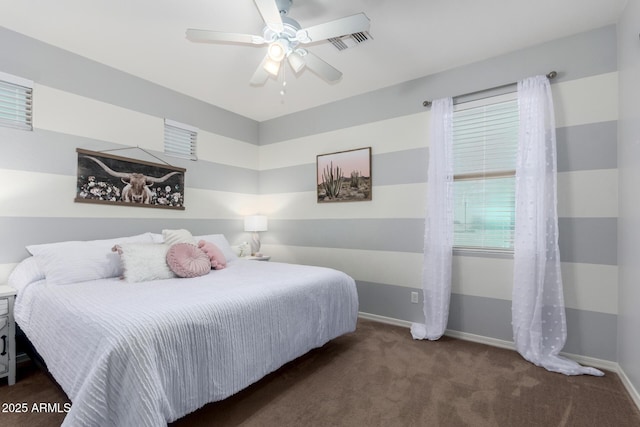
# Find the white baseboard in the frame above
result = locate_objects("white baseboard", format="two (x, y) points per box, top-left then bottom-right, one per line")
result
(358, 312), (412, 328)
(357, 311), (640, 411)
(618, 365), (640, 411)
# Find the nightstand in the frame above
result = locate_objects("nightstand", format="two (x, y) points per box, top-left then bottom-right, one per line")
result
(0, 285), (17, 386)
(244, 255), (271, 261)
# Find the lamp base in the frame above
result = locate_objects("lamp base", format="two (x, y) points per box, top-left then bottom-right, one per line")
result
(250, 232), (261, 256)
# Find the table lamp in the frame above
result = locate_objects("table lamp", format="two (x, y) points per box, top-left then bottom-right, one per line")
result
(244, 215), (268, 256)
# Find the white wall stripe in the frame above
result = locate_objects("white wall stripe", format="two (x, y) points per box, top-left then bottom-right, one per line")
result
(260, 169), (617, 221)
(258, 112), (430, 171)
(557, 169), (618, 218)
(258, 183), (427, 220)
(0, 169), (259, 219)
(198, 131), (258, 170)
(32, 84), (259, 169)
(33, 84), (165, 152)
(552, 72), (619, 128)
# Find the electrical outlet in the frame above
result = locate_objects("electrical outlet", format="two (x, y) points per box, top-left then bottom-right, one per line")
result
(411, 291), (419, 303)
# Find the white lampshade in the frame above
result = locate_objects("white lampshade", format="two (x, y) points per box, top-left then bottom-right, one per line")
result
(267, 40), (287, 62)
(288, 51), (306, 73)
(263, 58), (281, 76)
(244, 215), (268, 232)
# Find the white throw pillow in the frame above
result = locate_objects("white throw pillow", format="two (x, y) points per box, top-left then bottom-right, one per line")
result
(162, 229), (196, 246)
(113, 243), (176, 283)
(26, 233), (155, 286)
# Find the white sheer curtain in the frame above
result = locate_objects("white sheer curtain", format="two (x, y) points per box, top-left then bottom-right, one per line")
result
(411, 97), (454, 341)
(513, 75), (603, 376)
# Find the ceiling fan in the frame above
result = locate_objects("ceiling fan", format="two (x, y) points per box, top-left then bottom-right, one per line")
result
(186, 0), (370, 85)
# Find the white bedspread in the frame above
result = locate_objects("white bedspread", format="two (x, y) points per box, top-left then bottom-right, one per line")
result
(15, 260), (358, 426)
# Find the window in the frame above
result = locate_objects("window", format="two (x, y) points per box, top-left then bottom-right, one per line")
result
(0, 71), (33, 131)
(164, 119), (198, 161)
(452, 93), (518, 251)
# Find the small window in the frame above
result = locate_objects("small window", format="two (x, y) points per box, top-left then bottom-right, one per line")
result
(164, 119), (198, 161)
(452, 94), (518, 252)
(0, 71), (33, 131)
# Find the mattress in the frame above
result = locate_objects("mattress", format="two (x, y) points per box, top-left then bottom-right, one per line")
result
(14, 259), (358, 426)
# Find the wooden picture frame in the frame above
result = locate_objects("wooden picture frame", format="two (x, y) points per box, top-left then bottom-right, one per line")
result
(75, 148), (186, 210)
(317, 147), (372, 203)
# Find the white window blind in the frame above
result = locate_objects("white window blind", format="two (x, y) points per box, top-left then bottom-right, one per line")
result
(164, 119), (198, 161)
(0, 71), (33, 131)
(452, 95), (518, 251)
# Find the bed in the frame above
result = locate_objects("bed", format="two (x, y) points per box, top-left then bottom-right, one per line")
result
(9, 232), (358, 426)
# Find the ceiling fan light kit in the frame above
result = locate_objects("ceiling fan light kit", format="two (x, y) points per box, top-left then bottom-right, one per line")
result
(186, 0), (370, 86)
(267, 39), (288, 62)
(263, 58), (281, 76)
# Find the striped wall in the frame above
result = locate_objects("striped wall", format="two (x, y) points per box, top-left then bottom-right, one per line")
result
(0, 27), (262, 281)
(0, 24), (621, 362)
(257, 25), (619, 361)
(617, 0), (640, 400)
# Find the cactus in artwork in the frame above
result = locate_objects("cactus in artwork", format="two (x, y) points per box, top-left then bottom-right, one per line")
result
(322, 162), (343, 199)
(350, 170), (362, 188)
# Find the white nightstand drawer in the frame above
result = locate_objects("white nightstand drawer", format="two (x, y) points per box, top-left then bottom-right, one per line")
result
(0, 286), (17, 385)
(0, 317), (8, 375)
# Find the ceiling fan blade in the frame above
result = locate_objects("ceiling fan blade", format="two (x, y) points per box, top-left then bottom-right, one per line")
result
(186, 29), (265, 45)
(254, 0), (284, 32)
(302, 51), (342, 82)
(297, 13), (370, 44)
(250, 55), (270, 85)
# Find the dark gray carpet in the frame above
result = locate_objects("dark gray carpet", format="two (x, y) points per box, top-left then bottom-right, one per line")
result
(1, 319), (638, 426)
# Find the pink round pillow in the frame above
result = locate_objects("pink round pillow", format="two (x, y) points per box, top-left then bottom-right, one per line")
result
(166, 243), (211, 278)
(198, 240), (227, 270)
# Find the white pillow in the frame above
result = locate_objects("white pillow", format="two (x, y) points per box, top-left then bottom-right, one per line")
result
(193, 234), (238, 261)
(162, 229), (196, 245)
(113, 243), (176, 283)
(26, 233), (155, 286)
(8, 257), (45, 293)
(149, 233), (164, 244)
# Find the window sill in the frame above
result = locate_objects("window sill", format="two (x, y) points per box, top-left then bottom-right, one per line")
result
(453, 247), (514, 259)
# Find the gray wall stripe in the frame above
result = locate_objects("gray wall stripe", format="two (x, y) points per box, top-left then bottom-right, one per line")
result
(556, 121), (617, 172)
(0, 217), (244, 263)
(259, 25), (617, 145)
(357, 281), (618, 361)
(356, 280), (424, 323)
(259, 147), (429, 194)
(0, 127), (259, 194)
(259, 164), (315, 194)
(263, 218), (615, 265)
(259, 119), (615, 195)
(558, 217), (617, 265)
(376, 148), (429, 186)
(564, 307), (618, 361)
(265, 218), (425, 253)
(0, 217), (613, 265)
(0, 27), (259, 144)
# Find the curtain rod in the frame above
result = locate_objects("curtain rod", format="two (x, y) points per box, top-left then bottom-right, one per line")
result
(422, 71), (557, 107)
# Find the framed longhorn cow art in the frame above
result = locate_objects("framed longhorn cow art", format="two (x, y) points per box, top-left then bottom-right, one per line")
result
(75, 148), (186, 210)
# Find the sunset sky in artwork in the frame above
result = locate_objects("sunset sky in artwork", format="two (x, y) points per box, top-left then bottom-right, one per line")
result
(317, 148), (370, 184)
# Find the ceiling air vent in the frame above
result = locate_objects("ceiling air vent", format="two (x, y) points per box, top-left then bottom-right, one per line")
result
(329, 31), (372, 51)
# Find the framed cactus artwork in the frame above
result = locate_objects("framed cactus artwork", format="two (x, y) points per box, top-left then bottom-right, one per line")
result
(316, 147), (372, 203)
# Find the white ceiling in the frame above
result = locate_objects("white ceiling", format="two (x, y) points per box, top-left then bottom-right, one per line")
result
(0, 0), (627, 122)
